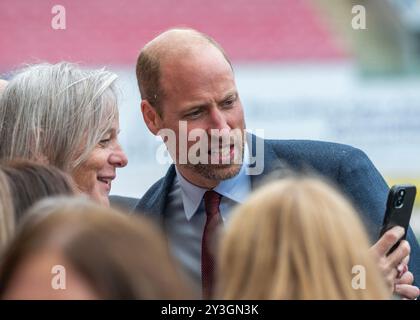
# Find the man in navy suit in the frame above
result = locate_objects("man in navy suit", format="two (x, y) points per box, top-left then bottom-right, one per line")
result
(119, 28), (419, 298)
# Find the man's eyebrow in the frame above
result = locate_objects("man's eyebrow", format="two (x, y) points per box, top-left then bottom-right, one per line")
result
(179, 91), (238, 115)
(218, 91), (238, 104)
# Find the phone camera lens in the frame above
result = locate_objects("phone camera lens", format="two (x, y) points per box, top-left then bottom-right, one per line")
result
(394, 195), (404, 208)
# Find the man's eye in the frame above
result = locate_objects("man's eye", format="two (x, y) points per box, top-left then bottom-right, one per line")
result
(222, 98), (235, 108)
(186, 110), (202, 119)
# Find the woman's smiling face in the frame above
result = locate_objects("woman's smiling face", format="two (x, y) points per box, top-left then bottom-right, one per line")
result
(72, 117), (128, 206)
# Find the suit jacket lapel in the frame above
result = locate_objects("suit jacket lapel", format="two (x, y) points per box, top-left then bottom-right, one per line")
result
(135, 164), (176, 221)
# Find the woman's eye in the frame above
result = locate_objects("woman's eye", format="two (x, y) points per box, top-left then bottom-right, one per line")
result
(99, 138), (111, 147)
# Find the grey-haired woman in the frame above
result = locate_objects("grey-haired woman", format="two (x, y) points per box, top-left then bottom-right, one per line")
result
(0, 62), (128, 206)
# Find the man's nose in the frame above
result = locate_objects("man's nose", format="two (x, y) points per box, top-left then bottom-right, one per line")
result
(207, 107), (230, 132)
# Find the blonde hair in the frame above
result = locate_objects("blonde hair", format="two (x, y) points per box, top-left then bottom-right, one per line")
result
(217, 176), (389, 300)
(0, 170), (14, 250)
(0, 62), (118, 172)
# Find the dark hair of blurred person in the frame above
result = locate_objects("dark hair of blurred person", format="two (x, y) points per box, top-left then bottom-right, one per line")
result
(216, 176), (390, 300)
(0, 197), (195, 299)
(0, 169), (14, 250)
(0, 160), (76, 223)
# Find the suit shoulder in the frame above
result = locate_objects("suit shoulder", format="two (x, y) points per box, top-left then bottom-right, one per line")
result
(266, 139), (362, 162)
(262, 139), (373, 179)
(109, 195), (139, 212)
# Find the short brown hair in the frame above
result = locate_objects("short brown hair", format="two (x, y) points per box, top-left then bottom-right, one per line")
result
(135, 28), (232, 116)
(136, 49), (164, 113)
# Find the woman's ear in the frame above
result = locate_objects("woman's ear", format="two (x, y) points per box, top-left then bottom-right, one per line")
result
(141, 100), (162, 136)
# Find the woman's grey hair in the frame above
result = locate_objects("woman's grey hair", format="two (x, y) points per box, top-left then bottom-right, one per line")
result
(0, 62), (119, 172)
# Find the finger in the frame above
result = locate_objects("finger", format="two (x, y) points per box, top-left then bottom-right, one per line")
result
(385, 267), (399, 290)
(396, 256), (409, 278)
(398, 255), (410, 272)
(395, 284), (420, 300)
(395, 271), (414, 285)
(372, 226), (405, 256)
(397, 264), (409, 279)
(388, 240), (410, 269)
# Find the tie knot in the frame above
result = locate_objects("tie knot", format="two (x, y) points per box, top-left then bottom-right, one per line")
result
(203, 190), (222, 218)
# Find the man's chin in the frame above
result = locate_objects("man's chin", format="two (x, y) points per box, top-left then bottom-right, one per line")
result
(190, 163), (242, 182)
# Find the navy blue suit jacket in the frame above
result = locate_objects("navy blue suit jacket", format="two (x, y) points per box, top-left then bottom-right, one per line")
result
(130, 136), (420, 286)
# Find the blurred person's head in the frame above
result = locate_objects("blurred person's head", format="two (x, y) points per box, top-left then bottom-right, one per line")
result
(0, 170), (14, 250)
(0, 80), (7, 95)
(216, 176), (390, 299)
(0, 197), (194, 299)
(137, 28), (245, 189)
(0, 160), (76, 223)
(0, 63), (128, 206)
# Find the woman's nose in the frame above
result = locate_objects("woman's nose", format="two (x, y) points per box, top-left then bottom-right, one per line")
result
(109, 144), (128, 168)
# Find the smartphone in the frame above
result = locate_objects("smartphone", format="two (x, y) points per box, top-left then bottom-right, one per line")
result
(379, 184), (417, 254)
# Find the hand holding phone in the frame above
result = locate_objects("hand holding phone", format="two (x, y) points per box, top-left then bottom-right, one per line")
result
(379, 184), (416, 254)
(370, 185), (417, 298)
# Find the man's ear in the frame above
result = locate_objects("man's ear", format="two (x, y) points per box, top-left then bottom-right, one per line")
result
(141, 100), (162, 135)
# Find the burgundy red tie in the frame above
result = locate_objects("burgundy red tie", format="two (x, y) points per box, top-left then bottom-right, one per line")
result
(202, 190), (223, 299)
